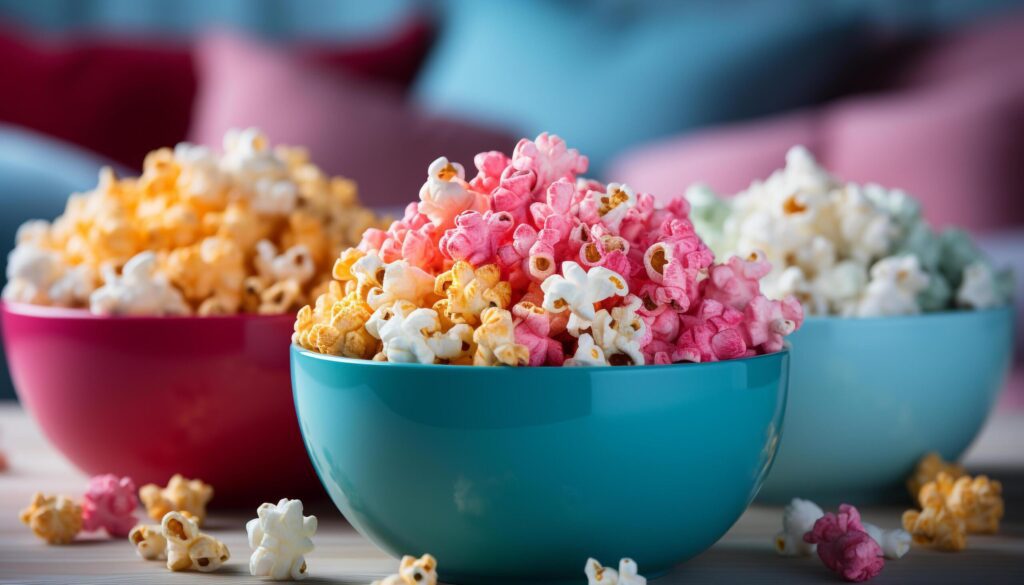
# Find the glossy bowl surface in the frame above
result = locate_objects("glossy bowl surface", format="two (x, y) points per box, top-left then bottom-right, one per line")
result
(760, 307), (1014, 504)
(292, 346), (789, 584)
(1, 301), (321, 505)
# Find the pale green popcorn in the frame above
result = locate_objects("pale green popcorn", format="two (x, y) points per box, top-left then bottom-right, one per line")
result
(684, 183), (730, 256)
(938, 228), (984, 289)
(918, 271), (952, 312)
(957, 261), (1014, 309)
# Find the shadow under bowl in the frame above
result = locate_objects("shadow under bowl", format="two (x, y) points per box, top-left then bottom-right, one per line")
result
(759, 307), (1014, 504)
(0, 301), (322, 506)
(291, 346), (789, 584)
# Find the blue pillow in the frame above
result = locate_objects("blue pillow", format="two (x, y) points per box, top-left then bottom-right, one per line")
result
(413, 0), (1022, 174)
(0, 124), (123, 400)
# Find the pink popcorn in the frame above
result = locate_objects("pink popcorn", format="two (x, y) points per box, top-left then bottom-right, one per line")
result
(513, 302), (565, 366)
(469, 150), (511, 195)
(743, 295), (804, 354)
(511, 133), (588, 193)
(82, 474), (139, 538)
(704, 253), (773, 310)
(804, 504), (885, 582)
(440, 211), (515, 266)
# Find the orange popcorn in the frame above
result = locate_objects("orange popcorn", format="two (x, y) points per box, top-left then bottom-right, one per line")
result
(919, 472), (1004, 534)
(19, 492), (83, 545)
(907, 452), (965, 499)
(902, 500), (967, 552)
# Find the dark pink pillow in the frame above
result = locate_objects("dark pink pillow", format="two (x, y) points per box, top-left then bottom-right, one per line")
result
(189, 32), (514, 207)
(608, 13), (1024, 233)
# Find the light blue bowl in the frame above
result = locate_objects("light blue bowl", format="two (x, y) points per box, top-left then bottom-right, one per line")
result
(760, 307), (1013, 504)
(291, 346), (789, 584)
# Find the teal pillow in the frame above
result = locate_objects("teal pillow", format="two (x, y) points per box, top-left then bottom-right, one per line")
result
(413, 0), (1023, 173)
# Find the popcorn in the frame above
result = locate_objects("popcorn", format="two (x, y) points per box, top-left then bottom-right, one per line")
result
(918, 472), (1004, 534)
(803, 504), (885, 582)
(774, 498), (823, 556)
(372, 553), (438, 585)
(862, 522), (911, 559)
(19, 493), (82, 545)
(297, 133), (802, 366)
(139, 474), (213, 526)
(907, 452), (965, 499)
(902, 499), (967, 552)
(247, 498), (317, 580)
(81, 474), (138, 537)
(689, 146), (1012, 316)
(584, 558), (647, 585)
(6, 128), (382, 315)
(129, 524), (167, 560)
(161, 511), (230, 572)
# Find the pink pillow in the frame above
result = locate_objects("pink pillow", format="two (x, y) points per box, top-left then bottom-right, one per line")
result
(608, 14), (1024, 232)
(189, 31), (514, 207)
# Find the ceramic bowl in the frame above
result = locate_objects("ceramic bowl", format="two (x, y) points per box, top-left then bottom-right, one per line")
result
(291, 346), (789, 584)
(759, 307), (1014, 504)
(0, 301), (322, 505)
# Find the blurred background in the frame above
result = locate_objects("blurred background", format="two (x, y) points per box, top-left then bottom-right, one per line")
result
(2, 0), (1024, 400)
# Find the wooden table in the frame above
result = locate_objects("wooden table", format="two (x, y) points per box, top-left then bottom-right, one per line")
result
(1, 403), (1022, 584)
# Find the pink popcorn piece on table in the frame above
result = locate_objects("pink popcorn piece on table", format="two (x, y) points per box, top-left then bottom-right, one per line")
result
(81, 474), (139, 537)
(804, 504), (885, 582)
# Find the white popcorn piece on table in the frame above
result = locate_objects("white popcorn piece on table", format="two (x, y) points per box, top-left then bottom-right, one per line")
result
(372, 554), (438, 585)
(255, 240), (316, 285)
(863, 522), (911, 560)
(89, 251), (191, 316)
(585, 557), (647, 585)
(128, 524), (167, 560)
(247, 498), (317, 580)
(161, 511), (229, 573)
(774, 498), (824, 556)
(541, 261), (628, 335)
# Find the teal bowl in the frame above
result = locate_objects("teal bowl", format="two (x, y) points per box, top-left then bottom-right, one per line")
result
(760, 307), (1013, 504)
(291, 346), (789, 584)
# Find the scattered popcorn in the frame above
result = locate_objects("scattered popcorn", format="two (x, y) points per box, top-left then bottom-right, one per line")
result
(371, 553), (438, 585)
(803, 504), (885, 582)
(129, 524), (167, 560)
(139, 474), (213, 526)
(247, 498), (317, 580)
(161, 511), (230, 572)
(3, 128), (383, 315)
(918, 472), (1004, 534)
(907, 452), (966, 500)
(81, 474), (139, 537)
(774, 498), (824, 556)
(584, 557), (647, 585)
(902, 499), (967, 552)
(688, 146), (1012, 316)
(863, 522), (911, 560)
(19, 492), (83, 545)
(297, 134), (801, 366)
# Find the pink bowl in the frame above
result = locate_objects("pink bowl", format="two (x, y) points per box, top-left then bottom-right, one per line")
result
(0, 301), (322, 507)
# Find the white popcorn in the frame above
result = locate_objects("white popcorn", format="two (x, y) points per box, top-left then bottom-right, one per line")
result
(220, 128), (297, 216)
(255, 240), (315, 285)
(128, 524), (167, 561)
(251, 178), (299, 216)
(247, 498), (317, 581)
(834, 184), (895, 264)
(2, 244), (65, 304)
(89, 252), (191, 316)
(848, 255), (929, 317)
(564, 334), (608, 366)
(426, 323), (475, 362)
(350, 250), (386, 293)
(47, 264), (98, 307)
(419, 156), (478, 226)
(957, 261), (1004, 310)
(589, 182), (638, 231)
(863, 522), (911, 559)
(173, 143), (226, 204)
(366, 302), (443, 364)
(365, 259), (437, 311)
(774, 498), (824, 556)
(161, 511), (229, 573)
(15, 220), (51, 246)
(591, 295), (647, 365)
(584, 558), (647, 585)
(541, 262), (629, 334)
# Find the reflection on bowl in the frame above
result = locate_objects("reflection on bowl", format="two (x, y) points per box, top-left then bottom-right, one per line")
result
(1, 301), (322, 506)
(291, 346), (789, 584)
(760, 307), (1013, 504)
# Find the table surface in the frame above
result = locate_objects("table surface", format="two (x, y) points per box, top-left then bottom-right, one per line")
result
(1, 403), (1022, 585)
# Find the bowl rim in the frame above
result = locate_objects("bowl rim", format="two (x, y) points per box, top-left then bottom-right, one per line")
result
(0, 300), (294, 322)
(291, 343), (789, 372)
(801, 305), (1013, 326)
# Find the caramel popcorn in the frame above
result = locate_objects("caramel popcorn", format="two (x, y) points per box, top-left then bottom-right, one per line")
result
(19, 492), (83, 545)
(919, 472), (1004, 534)
(2, 129), (384, 315)
(907, 452), (965, 500)
(161, 511), (230, 572)
(902, 500), (967, 552)
(433, 261), (512, 326)
(129, 524), (168, 560)
(139, 474), (213, 525)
